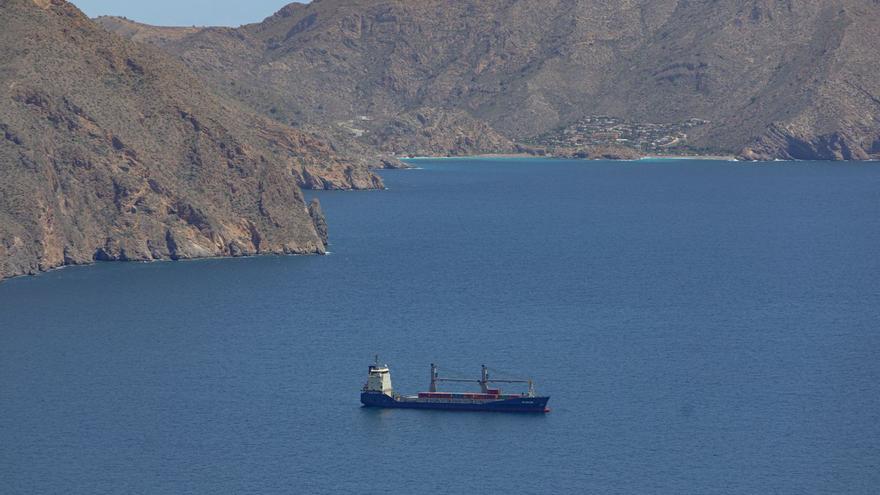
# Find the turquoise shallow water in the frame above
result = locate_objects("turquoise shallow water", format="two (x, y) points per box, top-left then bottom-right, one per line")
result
(2, 158), (879, 493)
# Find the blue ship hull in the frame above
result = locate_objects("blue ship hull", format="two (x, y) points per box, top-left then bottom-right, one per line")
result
(361, 392), (549, 413)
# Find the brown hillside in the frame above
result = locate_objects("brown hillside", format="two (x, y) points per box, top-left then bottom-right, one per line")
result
(0, 0), (380, 280)
(99, 0), (880, 160)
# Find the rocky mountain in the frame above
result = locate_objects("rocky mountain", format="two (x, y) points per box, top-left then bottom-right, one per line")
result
(96, 12), (516, 157)
(98, 0), (880, 160)
(0, 0), (384, 281)
(593, 0), (880, 160)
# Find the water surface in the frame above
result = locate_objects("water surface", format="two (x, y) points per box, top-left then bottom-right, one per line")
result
(2, 158), (879, 493)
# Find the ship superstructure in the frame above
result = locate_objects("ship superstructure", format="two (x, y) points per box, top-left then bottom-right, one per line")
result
(360, 357), (550, 413)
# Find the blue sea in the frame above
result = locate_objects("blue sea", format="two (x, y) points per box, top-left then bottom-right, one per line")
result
(2, 158), (879, 493)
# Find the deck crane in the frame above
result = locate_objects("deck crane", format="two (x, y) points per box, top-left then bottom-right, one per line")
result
(430, 363), (536, 397)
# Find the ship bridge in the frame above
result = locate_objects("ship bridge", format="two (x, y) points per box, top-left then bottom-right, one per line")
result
(364, 355), (393, 396)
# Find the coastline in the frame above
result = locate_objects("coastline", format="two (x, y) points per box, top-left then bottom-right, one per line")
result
(402, 153), (738, 161)
(0, 250), (326, 285)
(639, 154), (738, 161)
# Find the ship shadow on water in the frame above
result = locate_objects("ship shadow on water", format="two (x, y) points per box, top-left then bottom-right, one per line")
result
(357, 405), (551, 429)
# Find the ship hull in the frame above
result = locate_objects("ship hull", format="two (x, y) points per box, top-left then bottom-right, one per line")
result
(361, 392), (549, 413)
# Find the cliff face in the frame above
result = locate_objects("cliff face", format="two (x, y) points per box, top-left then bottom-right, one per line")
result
(98, 0), (880, 161)
(0, 0), (373, 280)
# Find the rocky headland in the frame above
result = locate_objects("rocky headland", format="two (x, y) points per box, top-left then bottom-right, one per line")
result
(0, 0), (381, 281)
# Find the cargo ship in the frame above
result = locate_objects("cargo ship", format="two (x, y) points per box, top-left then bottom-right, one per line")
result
(360, 357), (550, 413)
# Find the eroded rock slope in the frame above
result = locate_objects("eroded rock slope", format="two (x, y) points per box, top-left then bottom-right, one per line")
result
(1, 0), (379, 280)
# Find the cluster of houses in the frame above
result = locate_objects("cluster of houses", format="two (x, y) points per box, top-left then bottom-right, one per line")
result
(529, 116), (709, 153)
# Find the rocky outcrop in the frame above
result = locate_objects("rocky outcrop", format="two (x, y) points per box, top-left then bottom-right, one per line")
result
(98, 0), (880, 161)
(739, 125), (871, 161)
(0, 0), (378, 281)
(308, 199), (328, 247)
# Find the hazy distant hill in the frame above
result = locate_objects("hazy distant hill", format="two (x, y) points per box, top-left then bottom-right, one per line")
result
(97, 0), (880, 160)
(0, 0), (382, 280)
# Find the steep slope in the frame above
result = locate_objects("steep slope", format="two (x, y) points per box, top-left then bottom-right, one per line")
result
(595, 0), (880, 159)
(98, 0), (880, 160)
(0, 0), (380, 281)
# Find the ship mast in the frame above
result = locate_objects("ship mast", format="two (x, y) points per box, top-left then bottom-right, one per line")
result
(430, 363), (438, 392)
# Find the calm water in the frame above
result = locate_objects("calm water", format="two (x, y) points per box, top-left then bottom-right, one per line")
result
(2, 158), (879, 494)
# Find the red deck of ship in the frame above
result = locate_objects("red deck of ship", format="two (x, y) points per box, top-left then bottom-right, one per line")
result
(417, 391), (522, 400)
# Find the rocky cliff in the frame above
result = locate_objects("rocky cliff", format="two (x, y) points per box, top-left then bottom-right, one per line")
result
(0, 0), (377, 281)
(98, 0), (880, 161)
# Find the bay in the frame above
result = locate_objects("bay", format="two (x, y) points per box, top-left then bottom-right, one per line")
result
(1, 158), (879, 493)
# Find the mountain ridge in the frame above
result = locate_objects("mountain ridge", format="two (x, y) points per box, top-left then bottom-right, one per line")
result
(96, 0), (880, 160)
